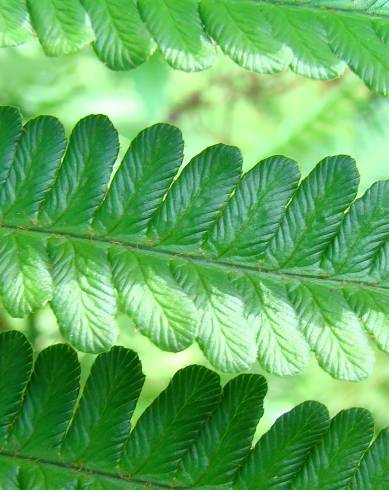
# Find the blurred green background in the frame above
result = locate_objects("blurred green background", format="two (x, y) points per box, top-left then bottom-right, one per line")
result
(1, 43), (389, 436)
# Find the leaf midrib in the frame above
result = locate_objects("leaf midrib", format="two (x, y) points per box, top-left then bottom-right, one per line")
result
(2, 222), (389, 294)
(0, 450), (187, 489)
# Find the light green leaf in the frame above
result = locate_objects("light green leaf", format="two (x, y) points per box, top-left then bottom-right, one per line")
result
(233, 274), (310, 376)
(345, 287), (389, 354)
(138, 0), (216, 71)
(0, 1), (389, 94)
(172, 260), (257, 372)
(0, 230), (52, 317)
(110, 250), (198, 352)
(49, 237), (117, 353)
(289, 281), (375, 381)
(0, 0), (32, 47)
(26, 0), (94, 56)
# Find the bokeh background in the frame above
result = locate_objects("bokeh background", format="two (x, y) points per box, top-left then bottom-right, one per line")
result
(2, 43), (389, 436)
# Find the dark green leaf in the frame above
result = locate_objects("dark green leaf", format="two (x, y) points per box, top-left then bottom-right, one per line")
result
(0, 331), (386, 489)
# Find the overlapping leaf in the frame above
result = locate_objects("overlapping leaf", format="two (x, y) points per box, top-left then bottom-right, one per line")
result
(2, 1), (389, 94)
(2, 106), (389, 380)
(0, 330), (387, 489)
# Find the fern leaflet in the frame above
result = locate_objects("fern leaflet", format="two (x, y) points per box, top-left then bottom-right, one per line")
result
(2, 107), (389, 380)
(0, 330), (387, 489)
(2, 1), (389, 95)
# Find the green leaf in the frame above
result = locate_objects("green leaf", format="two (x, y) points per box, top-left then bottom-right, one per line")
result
(26, 0), (94, 56)
(148, 143), (242, 251)
(288, 282), (374, 380)
(2, 1), (389, 94)
(292, 408), (374, 489)
(0, 115), (67, 224)
(0, 331), (32, 446)
(4, 107), (389, 380)
(0, 0), (32, 47)
(122, 365), (221, 482)
(235, 401), (330, 489)
(110, 250), (198, 351)
(352, 428), (389, 490)
(48, 237), (117, 353)
(204, 155), (300, 265)
(324, 11), (389, 95)
(93, 123), (183, 241)
(6, 343), (80, 461)
(0, 330), (387, 488)
(200, 0), (290, 74)
(323, 180), (389, 278)
(233, 274), (310, 376)
(39, 114), (118, 232)
(176, 374), (267, 487)
(172, 260), (257, 371)
(0, 106), (22, 184)
(81, 0), (154, 70)
(265, 155), (359, 270)
(62, 346), (144, 470)
(138, 0), (217, 71)
(262, 5), (344, 80)
(0, 230), (52, 317)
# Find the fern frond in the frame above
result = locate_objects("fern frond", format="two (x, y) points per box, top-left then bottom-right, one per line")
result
(0, 330), (387, 489)
(2, 1), (389, 94)
(3, 106), (389, 380)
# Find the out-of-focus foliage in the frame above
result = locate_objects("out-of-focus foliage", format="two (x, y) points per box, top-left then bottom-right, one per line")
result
(1, 44), (389, 433)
